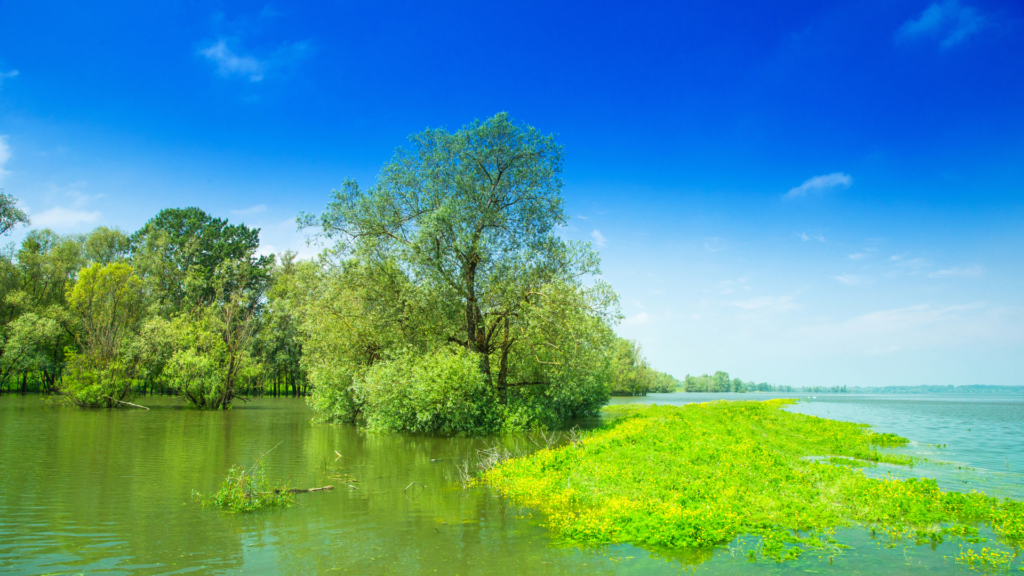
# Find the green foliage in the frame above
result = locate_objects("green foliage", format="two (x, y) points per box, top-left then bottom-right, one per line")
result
(59, 262), (146, 406)
(192, 461), (294, 512)
(648, 370), (680, 393)
(130, 207), (271, 314)
(0, 190), (30, 236)
(164, 297), (265, 409)
(485, 400), (1023, 562)
(608, 338), (651, 396)
(359, 347), (499, 434)
(299, 113), (620, 432)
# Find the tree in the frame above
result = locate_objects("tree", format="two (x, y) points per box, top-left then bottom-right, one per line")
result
(84, 226), (130, 265)
(609, 338), (652, 396)
(301, 113), (620, 430)
(60, 262), (145, 406)
(0, 190), (29, 236)
(164, 259), (269, 409)
(130, 207), (271, 314)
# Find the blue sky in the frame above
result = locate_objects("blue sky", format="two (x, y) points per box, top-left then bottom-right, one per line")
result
(1, 0), (1022, 387)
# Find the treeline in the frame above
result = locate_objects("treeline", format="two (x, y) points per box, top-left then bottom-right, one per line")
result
(0, 114), (679, 433)
(0, 201), (307, 407)
(682, 371), (795, 393)
(608, 338), (679, 396)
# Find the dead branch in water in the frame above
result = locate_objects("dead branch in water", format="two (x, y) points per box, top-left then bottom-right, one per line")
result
(104, 396), (149, 410)
(275, 485), (334, 494)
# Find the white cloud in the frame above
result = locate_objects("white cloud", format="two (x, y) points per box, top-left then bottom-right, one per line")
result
(199, 39), (312, 82)
(0, 69), (17, 86)
(796, 302), (1004, 354)
(32, 206), (102, 229)
(849, 253), (866, 260)
(831, 274), (867, 285)
(783, 172), (852, 199)
(623, 312), (652, 325)
(232, 204), (267, 216)
(897, 0), (985, 48)
(200, 40), (265, 81)
(590, 229), (606, 246)
(798, 232), (825, 242)
(731, 295), (797, 312)
(0, 135), (10, 182)
(929, 265), (984, 278)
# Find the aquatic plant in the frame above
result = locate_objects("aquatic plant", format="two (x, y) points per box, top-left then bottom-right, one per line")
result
(485, 400), (1023, 565)
(192, 460), (294, 512)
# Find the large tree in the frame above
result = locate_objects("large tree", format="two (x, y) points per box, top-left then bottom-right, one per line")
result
(302, 113), (619, 430)
(130, 207), (271, 314)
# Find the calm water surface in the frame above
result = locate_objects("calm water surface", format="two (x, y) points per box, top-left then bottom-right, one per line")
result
(0, 393), (1020, 574)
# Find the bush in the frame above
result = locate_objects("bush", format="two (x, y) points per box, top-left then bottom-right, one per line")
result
(358, 348), (499, 434)
(59, 352), (136, 408)
(192, 460), (293, 512)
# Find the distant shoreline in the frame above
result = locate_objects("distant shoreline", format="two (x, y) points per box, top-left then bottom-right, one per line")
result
(672, 385), (1024, 395)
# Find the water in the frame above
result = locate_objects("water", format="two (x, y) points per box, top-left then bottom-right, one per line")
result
(0, 393), (1020, 574)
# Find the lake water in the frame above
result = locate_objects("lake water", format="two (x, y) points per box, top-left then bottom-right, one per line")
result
(0, 393), (1020, 575)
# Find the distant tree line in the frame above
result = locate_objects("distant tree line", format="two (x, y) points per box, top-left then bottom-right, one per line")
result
(607, 338), (679, 396)
(682, 371), (795, 393)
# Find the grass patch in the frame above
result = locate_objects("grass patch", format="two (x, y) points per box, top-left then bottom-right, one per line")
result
(485, 400), (1023, 563)
(192, 460), (294, 512)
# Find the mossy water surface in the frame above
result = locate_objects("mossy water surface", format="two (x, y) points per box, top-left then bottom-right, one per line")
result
(485, 399), (1023, 566)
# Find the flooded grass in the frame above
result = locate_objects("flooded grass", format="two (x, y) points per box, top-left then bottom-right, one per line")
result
(485, 399), (1024, 567)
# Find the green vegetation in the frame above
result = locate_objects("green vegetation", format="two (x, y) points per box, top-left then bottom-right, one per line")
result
(192, 459), (294, 512)
(0, 114), (679, 430)
(296, 113), (641, 432)
(608, 338), (679, 396)
(485, 400), (1023, 563)
(682, 371), (796, 393)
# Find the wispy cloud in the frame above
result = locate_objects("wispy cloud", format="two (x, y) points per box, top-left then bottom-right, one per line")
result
(784, 173), (852, 199)
(231, 204), (267, 216)
(0, 69), (17, 86)
(731, 295), (797, 313)
(897, 0), (985, 48)
(199, 39), (312, 82)
(798, 232), (825, 242)
(590, 229), (606, 246)
(32, 206), (102, 228)
(849, 253), (867, 260)
(200, 40), (266, 81)
(831, 274), (867, 286)
(798, 302), (1000, 355)
(0, 135), (11, 182)
(929, 265), (984, 278)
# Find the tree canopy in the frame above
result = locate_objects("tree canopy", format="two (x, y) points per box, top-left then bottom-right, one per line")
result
(300, 113), (621, 431)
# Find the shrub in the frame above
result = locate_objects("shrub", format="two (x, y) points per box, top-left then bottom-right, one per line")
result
(192, 460), (293, 512)
(358, 348), (499, 434)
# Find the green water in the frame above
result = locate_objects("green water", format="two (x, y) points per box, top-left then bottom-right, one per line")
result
(0, 394), (1019, 574)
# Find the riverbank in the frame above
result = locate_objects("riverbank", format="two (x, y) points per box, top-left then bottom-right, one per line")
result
(485, 399), (1023, 567)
